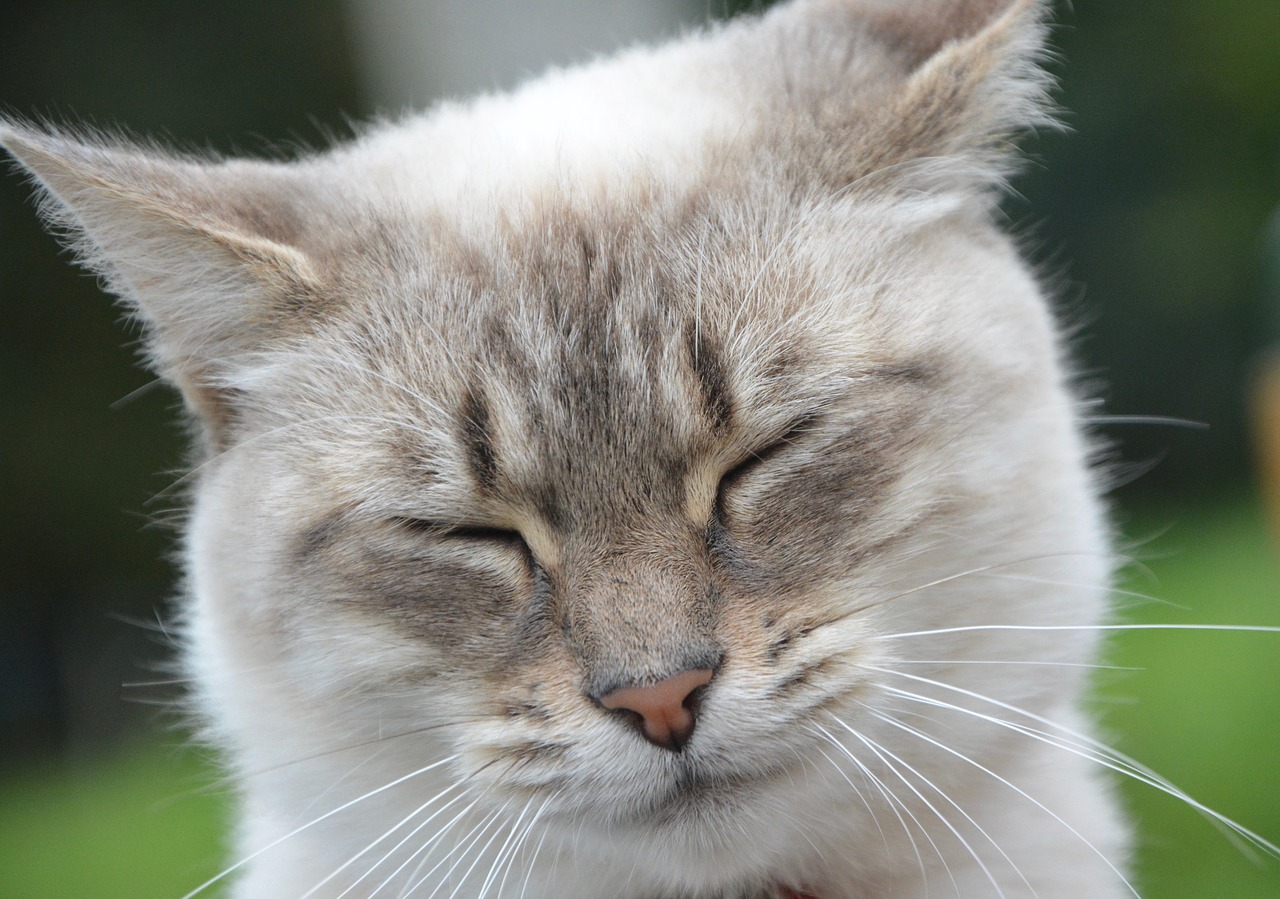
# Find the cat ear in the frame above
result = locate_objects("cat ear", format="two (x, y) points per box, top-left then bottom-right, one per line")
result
(0, 121), (323, 439)
(765, 0), (1055, 198)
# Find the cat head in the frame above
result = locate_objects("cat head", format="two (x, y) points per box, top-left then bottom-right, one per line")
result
(2, 0), (1112, 893)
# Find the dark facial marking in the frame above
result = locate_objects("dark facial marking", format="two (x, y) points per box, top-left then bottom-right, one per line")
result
(294, 509), (351, 562)
(459, 388), (499, 491)
(686, 324), (734, 431)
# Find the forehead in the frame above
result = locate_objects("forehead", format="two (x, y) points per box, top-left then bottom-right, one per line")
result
(421, 196), (817, 478)
(289, 158), (963, 527)
(335, 168), (952, 417)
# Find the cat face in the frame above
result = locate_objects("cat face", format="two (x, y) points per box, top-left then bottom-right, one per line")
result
(178, 167), (1103, 890)
(2, 1), (1144, 896)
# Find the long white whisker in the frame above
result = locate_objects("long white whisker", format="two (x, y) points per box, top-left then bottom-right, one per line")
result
(881, 678), (1262, 856)
(810, 725), (930, 888)
(869, 709), (1139, 898)
(952, 569), (1182, 610)
(435, 805), (514, 899)
(1080, 414), (1208, 429)
(831, 715), (1032, 898)
(889, 659), (1136, 670)
(499, 796), (555, 899)
(518, 794), (558, 898)
(370, 797), (482, 898)
(854, 725), (1003, 897)
(869, 666), (1280, 858)
(179, 755), (457, 899)
(880, 624), (1280, 640)
(329, 789), (469, 899)
(819, 727), (962, 899)
(398, 807), (499, 899)
(475, 797), (535, 899)
(837, 553), (1107, 618)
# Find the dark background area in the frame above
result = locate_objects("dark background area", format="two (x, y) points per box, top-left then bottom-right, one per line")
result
(0, 5), (1277, 892)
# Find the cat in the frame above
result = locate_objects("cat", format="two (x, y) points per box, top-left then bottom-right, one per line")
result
(2, 1), (1272, 897)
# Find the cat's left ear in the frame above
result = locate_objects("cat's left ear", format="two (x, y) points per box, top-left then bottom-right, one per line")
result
(0, 121), (324, 441)
(765, 0), (1056, 198)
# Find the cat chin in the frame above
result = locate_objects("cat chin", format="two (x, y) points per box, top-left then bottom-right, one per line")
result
(523, 756), (841, 888)
(541, 811), (812, 899)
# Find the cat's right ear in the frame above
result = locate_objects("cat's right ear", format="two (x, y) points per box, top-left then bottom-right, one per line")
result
(0, 120), (324, 443)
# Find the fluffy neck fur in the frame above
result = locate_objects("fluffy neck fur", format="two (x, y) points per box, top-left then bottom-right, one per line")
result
(2, 1), (1143, 897)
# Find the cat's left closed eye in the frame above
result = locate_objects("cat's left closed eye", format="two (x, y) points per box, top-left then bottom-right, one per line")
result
(714, 415), (818, 520)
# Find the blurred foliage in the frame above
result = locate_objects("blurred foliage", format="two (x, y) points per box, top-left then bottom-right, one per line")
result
(1019, 0), (1280, 490)
(0, 741), (229, 899)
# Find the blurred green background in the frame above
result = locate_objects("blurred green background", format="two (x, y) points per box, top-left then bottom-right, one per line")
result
(1, 1), (1278, 897)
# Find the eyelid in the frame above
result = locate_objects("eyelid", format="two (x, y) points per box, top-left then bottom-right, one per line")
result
(723, 412), (821, 480)
(715, 412), (821, 510)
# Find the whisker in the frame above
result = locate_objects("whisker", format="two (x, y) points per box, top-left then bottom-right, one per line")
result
(496, 795), (554, 899)
(1080, 414), (1208, 430)
(867, 666), (1280, 859)
(474, 797), (534, 899)
(310, 783), (467, 899)
(880, 623), (1280, 640)
(831, 716), (1032, 898)
(397, 803), (504, 899)
(368, 797), (482, 898)
(951, 570), (1183, 610)
(189, 715), (488, 797)
(178, 754), (458, 899)
(518, 793), (559, 898)
(815, 723), (962, 897)
(846, 724), (1005, 898)
(888, 659), (1136, 671)
(867, 708), (1139, 898)
(831, 552), (1109, 621)
(810, 725), (931, 888)
(430, 805), (512, 899)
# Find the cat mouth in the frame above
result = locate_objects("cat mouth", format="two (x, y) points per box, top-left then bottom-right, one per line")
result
(620, 757), (798, 827)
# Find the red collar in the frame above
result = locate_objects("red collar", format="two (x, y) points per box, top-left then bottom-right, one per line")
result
(779, 889), (820, 899)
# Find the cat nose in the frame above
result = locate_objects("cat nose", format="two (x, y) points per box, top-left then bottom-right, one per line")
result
(597, 667), (716, 752)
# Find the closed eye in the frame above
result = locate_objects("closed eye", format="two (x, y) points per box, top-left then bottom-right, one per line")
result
(390, 517), (533, 561)
(714, 412), (821, 521)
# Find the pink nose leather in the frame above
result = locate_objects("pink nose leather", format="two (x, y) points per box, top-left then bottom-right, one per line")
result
(598, 668), (715, 751)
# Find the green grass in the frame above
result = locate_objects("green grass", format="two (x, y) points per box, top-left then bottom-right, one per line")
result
(0, 741), (230, 899)
(1, 493), (1277, 898)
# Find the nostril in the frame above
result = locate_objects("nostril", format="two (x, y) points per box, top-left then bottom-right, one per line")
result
(597, 667), (715, 752)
